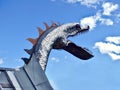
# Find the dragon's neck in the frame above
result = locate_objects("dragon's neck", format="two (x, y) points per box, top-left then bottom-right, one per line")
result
(35, 42), (52, 71)
(34, 27), (63, 70)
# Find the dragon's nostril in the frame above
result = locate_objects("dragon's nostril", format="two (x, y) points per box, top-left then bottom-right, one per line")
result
(76, 24), (81, 29)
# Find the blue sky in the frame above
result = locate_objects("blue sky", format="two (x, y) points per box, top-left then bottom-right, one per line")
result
(0, 0), (120, 90)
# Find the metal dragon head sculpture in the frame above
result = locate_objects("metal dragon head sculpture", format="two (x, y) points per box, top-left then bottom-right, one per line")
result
(22, 21), (93, 71)
(0, 21), (93, 90)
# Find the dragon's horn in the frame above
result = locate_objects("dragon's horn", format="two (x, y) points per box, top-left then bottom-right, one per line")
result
(37, 27), (44, 35)
(27, 38), (38, 45)
(51, 21), (57, 27)
(21, 57), (30, 64)
(43, 22), (50, 30)
(24, 49), (33, 55)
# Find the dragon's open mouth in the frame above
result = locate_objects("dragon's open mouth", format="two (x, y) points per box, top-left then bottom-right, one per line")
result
(63, 41), (93, 60)
(53, 24), (93, 60)
(64, 24), (93, 60)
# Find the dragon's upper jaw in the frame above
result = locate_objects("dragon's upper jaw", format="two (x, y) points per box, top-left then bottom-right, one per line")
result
(66, 24), (90, 38)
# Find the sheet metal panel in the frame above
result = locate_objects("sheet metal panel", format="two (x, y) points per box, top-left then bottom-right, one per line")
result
(0, 68), (14, 71)
(0, 71), (9, 84)
(0, 71), (14, 90)
(14, 68), (35, 90)
(24, 54), (53, 90)
(36, 81), (54, 90)
(0, 71), (12, 88)
(6, 71), (22, 90)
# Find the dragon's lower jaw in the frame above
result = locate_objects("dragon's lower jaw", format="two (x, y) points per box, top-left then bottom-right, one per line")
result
(53, 39), (93, 60)
(62, 41), (93, 60)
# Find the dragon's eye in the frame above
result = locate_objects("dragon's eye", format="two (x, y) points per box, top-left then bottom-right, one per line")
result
(75, 24), (81, 30)
(64, 24), (81, 33)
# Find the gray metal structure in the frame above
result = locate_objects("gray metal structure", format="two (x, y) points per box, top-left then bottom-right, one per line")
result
(0, 22), (93, 90)
(0, 55), (53, 90)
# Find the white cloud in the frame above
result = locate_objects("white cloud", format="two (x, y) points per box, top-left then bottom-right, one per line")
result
(80, 11), (114, 29)
(66, 0), (101, 8)
(99, 18), (114, 25)
(102, 2), (119, 16)
(80, 12), (101, 30)
(66, 0), (79, 3)
(80, 14), (115, 30)
(0, 58), (4, 65)
(80, 0), (100, 8)
(80, 16), (97, 30)
(51, 57), (59, 62)
(108, 53), (120, 61)
(94, 36), (120, 61)
(106, 36), (120, 44)
(94, 42), (120, 54)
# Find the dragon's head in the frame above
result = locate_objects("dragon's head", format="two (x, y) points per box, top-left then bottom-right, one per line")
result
(24, 22), (93, 65)
(52, 23), (86, 44)
(50, 22), (93, 60)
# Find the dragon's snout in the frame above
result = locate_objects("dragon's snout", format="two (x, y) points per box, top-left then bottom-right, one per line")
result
(77, 24), (90, 34)
(74, 23), (90, 33)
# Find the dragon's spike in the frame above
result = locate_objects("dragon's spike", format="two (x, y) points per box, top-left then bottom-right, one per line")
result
(43, 22), (50, 30)
(24, 49), (33, 55)
(27, 38), (38, 45)
(37, 27), (44, 35)
(51, 21), (57, 27)
(21, 57), (30, 64)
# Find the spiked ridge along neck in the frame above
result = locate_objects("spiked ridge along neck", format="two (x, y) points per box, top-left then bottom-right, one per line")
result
(27, 22), (59, 45)
(23, 21), (60, 64)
